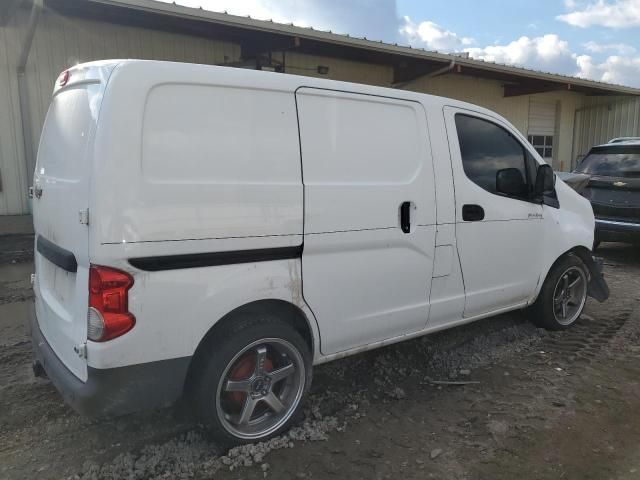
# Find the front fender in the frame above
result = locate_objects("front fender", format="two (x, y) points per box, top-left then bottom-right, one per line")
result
(534, 180), (597, 302)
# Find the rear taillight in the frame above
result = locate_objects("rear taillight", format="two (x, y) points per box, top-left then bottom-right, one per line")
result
(58, 69), (70, 87)
(88, 265), (135, 342)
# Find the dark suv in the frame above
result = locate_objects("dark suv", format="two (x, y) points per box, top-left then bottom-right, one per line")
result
(574, 141), (640, 247)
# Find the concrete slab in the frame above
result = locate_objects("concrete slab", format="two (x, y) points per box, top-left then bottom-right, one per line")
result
(0, 262), (34, 306)
(0, 215), (34, 236)
(0, 301), (30, 347)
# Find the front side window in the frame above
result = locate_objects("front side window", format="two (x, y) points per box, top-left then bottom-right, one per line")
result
(455, 114), (532, 198)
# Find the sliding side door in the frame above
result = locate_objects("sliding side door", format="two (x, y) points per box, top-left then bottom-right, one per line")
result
(297, 88), (436, 355)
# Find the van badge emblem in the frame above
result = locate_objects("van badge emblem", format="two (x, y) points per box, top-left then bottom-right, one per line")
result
(33, 185), (43, 199)
(613, 181), (627, 187)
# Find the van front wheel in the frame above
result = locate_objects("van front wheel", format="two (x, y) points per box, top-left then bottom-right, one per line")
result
(191, 315), (312, 446)
(529, 255), (589, 330)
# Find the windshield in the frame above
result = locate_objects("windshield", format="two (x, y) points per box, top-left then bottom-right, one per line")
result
(576, 146), (640, 177)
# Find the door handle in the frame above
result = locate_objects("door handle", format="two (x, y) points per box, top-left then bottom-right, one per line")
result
(400, 201), (411, 233)
(462, 204), (484, 222)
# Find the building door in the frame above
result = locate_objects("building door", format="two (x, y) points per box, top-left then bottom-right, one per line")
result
(528, 98), (557, 166)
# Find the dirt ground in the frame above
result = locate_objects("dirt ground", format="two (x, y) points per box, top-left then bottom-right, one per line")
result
(1, 233), (640, 480)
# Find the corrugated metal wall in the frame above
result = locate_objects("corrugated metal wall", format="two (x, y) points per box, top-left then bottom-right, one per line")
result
(0, 11), (26, 215)
(572, 96), (640, 166)
(0, 6), (241, 215)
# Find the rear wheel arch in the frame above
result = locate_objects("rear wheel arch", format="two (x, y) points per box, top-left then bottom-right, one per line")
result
(185, 299), (315, 393)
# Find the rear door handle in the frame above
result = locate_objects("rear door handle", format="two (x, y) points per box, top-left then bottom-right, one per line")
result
(400, 201), (411, 233)
(462, 204), (484, 222)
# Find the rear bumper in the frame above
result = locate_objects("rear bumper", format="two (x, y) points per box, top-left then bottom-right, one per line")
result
(30, 304), (191, 417)
(595, 218), (640, 244)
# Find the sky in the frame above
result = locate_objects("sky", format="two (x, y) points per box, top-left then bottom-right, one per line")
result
(158, 0), (640, 87)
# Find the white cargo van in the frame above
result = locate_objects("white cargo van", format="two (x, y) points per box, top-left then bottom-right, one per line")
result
(31, 60), (609, 445)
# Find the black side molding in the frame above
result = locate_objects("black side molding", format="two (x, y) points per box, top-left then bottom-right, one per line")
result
(36, 235), (78, 273)
(129, 245), (303, 272)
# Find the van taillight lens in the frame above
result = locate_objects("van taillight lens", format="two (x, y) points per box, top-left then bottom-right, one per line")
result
(58, 69), (70, 87)
(88, 265), (135, 342)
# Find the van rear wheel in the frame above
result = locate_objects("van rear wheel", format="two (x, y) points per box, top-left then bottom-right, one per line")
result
(190, 314), (312, 446)
(528, 255), (589, 330)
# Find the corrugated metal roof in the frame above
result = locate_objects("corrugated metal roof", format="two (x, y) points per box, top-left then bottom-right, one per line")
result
(87, 0), (640, 95)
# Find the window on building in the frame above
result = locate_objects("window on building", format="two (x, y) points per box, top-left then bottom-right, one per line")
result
(528, 135), (553, 159)
(455, 114), (532, 198)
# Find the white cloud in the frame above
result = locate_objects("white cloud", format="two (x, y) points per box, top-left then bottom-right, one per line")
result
(576, 54), (640, 85)
(465, 34), (640, 87)
(583, 41), (636, 55)
(557, 0), (640, 28)
(465, 35), (578, 74)
(398, 16), (473, 52)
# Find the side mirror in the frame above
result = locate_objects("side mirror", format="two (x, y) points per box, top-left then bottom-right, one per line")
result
(534, 164), (556, 196)
(496, 168), (527, 197)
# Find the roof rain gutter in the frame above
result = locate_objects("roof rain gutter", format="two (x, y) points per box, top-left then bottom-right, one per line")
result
(424, 58), (456, 78)
(392, 58), (456, 89)
(17, 0), (43, 188)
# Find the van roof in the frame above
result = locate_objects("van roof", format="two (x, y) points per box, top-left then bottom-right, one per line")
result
(77, 58), (506, 123)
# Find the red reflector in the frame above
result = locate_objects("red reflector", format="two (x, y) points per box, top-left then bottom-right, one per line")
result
(88, 265), (135, 341)
(58, 69), (70, 87)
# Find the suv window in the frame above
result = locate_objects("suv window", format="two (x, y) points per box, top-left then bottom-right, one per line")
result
(455, 114), (534, 198)
(575, 145), (640, 178)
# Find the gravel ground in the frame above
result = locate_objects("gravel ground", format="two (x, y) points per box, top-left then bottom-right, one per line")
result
(1, 236), (639, 480)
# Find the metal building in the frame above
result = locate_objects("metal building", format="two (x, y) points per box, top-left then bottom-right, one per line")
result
(1, 0), (639, 215)
(573, 97), (640, 162)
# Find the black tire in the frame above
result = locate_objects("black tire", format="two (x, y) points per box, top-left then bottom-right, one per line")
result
(528, 254), (589, 331)
(190, 313), (312, 447)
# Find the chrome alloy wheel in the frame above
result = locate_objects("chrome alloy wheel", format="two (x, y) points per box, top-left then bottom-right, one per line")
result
(552, 265), (588, 326)
(215, 338), (305, 440)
